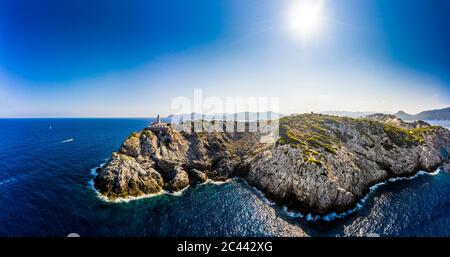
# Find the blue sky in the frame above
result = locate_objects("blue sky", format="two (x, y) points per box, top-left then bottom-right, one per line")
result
(0, 0), (449, 117)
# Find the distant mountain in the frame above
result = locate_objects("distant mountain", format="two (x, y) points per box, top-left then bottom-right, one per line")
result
(394, 107), (450, 121)
(319, 111), (375, 118)
(167, 111), (285, 123)
(394, 111), (416, 120)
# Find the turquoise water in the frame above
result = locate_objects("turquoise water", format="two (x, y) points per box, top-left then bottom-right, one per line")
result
(0, 118), (449, 236)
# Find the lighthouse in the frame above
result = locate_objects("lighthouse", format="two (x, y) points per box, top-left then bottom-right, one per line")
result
(147, 114), (168, 132)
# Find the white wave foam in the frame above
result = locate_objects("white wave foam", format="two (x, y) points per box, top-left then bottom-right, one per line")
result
(61, 138), (74, 143)
(279, 168), (443, 222)
(88, 161), (194, 203)
(87, 169), (166, 203)
(238, 178), (276, 206)
(283, 206), (304, 218)
(164, 185), (191, 196)
(87, 159), (443, 215)
(88, 178), (166, 203)
(204, 178), (231, 185)
(428, 169), (440, 176)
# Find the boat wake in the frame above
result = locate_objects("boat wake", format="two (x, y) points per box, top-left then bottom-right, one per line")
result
(61, 138), (74, 143)
(0, 177), (17, 188)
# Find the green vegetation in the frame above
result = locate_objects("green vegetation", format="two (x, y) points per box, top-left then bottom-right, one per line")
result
(277, 113), (439, 165)
(409, 126), (440, 144)
(127, 132), (139, 139)
(142, 129), (155, 139)
(126, 129), (159, 140)
(278, 115), (340, 151)
(377, 123), (438, 147)
(381, 124), (420, 146)
(277, 114), (342, 166)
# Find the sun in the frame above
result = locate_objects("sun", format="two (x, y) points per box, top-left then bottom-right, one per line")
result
(288, 0), (324, 40)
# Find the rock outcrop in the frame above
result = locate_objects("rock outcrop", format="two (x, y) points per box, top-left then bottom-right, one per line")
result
(94, 114), (450, 215)
(94, 152), (164, 199)
(94, 125), (242, 198)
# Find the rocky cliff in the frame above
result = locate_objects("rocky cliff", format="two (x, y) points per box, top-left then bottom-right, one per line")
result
(94, 114), (450, 215)
(94, 125), (256, 199)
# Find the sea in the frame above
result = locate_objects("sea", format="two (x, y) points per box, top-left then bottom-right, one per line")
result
(0, 118), (449, 237)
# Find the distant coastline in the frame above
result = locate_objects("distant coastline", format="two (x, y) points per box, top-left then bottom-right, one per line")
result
(395, 107), (450, 121)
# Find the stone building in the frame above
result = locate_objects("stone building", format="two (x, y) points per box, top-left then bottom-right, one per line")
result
(147, 114), (169, 132)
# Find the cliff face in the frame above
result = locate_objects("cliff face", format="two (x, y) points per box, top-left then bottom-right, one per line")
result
(94, 114), (450, 214)
(94, 127), (252, 199)
(245, 114), (450, 214)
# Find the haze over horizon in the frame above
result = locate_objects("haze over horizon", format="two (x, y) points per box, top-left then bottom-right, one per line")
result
(1, 0), (450, 117)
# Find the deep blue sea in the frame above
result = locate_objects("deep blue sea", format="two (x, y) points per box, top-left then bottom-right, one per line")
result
(1, 118), (450, 237)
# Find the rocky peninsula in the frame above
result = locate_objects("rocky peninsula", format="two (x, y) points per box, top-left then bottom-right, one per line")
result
(94, 114), (450, 215)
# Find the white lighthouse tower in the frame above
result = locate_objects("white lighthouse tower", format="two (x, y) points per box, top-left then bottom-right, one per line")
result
(147, 114), (168, 132)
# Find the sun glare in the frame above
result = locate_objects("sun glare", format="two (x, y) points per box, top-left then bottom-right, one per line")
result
(288, 0), (324, 40)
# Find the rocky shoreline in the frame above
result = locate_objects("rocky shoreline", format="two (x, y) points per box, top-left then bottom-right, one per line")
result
(94, 114), (450, 215)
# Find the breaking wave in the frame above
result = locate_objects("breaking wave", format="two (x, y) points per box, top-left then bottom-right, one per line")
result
(281, 168), (442, 222)
(88, 157), (443, 221)
(89, 161), (207, 203)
